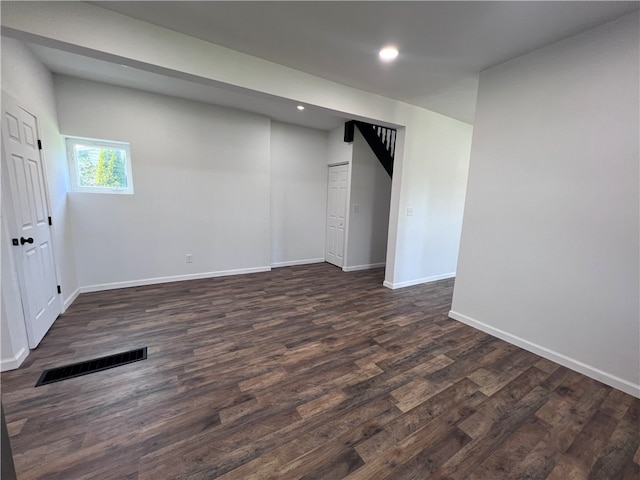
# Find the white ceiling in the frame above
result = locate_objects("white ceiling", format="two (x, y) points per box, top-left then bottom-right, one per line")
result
(28, 1), (640, 128)
(28, 43), (350, 131)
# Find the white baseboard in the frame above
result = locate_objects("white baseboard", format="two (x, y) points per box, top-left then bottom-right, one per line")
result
(62, 287), (80, 312)
(448, 310), (640, 398)
(383, 272), (455, 290)
(79, 266), (272, 293)
(271, 258), (325, 268)
(0, 347), (28, 372)
(342, 262), (385, 272)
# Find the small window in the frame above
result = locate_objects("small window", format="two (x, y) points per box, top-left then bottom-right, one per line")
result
(66, 137), (134, 194)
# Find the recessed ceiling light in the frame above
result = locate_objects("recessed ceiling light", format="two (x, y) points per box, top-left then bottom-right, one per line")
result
(297, 105), (305, 111)
(379, 46), (399, 62)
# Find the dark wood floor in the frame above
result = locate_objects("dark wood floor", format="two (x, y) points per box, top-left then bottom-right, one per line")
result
(1, 263), (638, 479)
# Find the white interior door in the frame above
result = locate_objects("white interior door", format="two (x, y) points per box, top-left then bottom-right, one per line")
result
(2, 95), (61, 348)
(325, 164), (349, 267)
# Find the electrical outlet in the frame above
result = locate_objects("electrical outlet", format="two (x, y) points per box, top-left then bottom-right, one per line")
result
(186, 254), (193, 263)
(407, 207), (413, 216)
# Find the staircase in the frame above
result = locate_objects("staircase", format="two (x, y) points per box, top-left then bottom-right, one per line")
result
(344, 121), (396, 176)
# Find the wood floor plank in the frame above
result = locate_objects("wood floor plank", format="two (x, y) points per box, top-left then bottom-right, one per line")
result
(466, 415), (550, 480)
(588, 402), (640, 480)
(355, 379), (483, 464)
(546, 454), (590, 480)
(1, 263), (637, 479)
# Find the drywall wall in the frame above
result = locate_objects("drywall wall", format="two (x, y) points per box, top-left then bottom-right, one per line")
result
(451, 13), (640, 396)
(1, 37), (79, 370)
(345, 129), (391, 271)
(270, 121), (328, 267)
(384, 113), (472, 288)
(327, 126), (352, 166)
(2, 1), (473, 291)
(1, 39), (78, 302)
(1, 215), (29, 370)
(54, 76), (271, 289)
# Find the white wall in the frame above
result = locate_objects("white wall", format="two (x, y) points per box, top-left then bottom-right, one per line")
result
(345, 129), (392, 271)
(384, 113), (473, 288)
(2, 1), (474, 291)
(1, 37), (79, 370)
(451, 13), (640, 396)
(1, 215), (29, 370)
(270, 121), (328, 267)
(1, 38), (79, 299)
(327, 126), (352, 166)
(54, 76), (271, 290)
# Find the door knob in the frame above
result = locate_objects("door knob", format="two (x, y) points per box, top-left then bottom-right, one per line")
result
(20, 237), (34, 245)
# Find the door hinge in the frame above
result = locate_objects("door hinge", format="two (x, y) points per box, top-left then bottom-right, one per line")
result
(48, 216), (52, 226)
(38, 139), (43, 150)
(57, 285), (61, 294)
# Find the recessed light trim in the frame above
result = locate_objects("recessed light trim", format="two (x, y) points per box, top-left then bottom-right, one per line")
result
(297, 105), (305, 111)
(379, 46), (399, 62)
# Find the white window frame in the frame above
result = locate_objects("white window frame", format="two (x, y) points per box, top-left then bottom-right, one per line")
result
(65, 136), (134, 194)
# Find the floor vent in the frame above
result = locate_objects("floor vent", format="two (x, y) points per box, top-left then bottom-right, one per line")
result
(35, 347), (147, 387)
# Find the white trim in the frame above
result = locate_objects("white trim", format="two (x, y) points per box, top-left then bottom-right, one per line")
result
(383, 272), (455, 290)
(448, 310), (640, 398)
(342, 262), (385, 272)
(271, 258), (325, 268)
(62, 287), (80, 312)
(0, 347), (29, 372)
(79, 266), (271, 293)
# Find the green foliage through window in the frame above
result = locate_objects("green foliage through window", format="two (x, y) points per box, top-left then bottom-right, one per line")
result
(67, 138), (133, 194)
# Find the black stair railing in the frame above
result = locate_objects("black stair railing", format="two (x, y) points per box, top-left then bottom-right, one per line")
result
(372, 124), (396, 159)
(344, 120), (396, 176)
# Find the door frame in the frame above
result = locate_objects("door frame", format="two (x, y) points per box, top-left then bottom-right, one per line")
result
(325, 161), (352, 269)
(1, 91), (62, 350)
